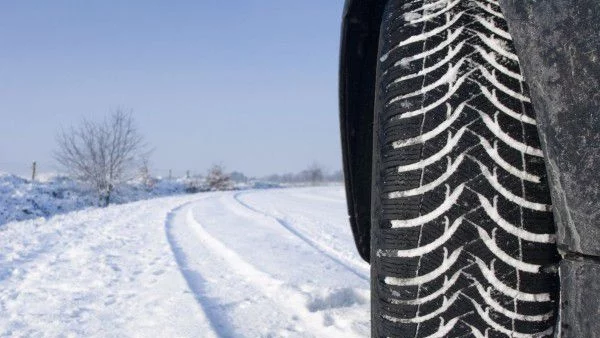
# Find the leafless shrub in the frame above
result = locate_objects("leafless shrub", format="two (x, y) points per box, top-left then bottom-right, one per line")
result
(206, 164), (232, 191)
(138, 155), (156, 191)
(54, 110), (146, 206)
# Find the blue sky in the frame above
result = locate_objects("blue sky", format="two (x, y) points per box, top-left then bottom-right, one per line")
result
(0, 1), (345, 177)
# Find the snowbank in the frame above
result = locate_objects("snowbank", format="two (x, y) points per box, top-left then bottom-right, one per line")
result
(0, 173), (290, 226)
(0, 173), (191, 225)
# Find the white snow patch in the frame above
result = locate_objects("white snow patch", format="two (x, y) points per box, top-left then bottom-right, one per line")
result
(403, 12), (423, 22)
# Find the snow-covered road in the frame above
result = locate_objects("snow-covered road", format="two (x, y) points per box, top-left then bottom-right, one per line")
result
(0, 187), (370, 337)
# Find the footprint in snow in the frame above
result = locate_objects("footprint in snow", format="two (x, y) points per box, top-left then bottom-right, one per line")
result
(307, 287), (367, 312)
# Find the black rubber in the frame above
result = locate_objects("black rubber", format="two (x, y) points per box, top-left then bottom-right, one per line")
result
(370, 1), (560, 337)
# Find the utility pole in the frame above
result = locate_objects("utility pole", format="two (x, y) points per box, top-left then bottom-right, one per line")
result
(31, 161), (37, 182)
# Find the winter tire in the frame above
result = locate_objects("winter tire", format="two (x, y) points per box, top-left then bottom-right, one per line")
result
(370, 1), (560, 337)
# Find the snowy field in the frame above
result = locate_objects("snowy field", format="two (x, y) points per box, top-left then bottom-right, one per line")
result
(0, 186), (371, 337)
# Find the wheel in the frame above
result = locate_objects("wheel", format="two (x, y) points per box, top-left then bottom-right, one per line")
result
(370, 1), (560, 337)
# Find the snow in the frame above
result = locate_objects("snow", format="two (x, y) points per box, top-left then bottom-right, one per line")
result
(0, 186), (370, 337)
(0, 173), (190, 225)
(403, 12), (422, 22)
(0, 172), (285, 226)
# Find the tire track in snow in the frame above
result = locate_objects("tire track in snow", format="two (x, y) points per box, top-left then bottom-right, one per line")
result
(232, 192), (369, 282)
(164, 199), (225, 338)
(166, 196), (361, 338)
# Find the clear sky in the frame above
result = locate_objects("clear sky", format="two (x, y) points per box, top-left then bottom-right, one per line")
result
(0, 1), (346, 177)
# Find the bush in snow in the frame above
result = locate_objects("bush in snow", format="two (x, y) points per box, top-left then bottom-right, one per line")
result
(206, 165), (232, 191)
(183, 177), (204, 193)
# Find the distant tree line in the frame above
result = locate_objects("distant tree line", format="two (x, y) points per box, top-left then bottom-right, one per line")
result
(258, 163), (343, 185)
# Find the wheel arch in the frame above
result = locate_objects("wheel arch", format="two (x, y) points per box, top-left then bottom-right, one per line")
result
(339, 0), (386, 263)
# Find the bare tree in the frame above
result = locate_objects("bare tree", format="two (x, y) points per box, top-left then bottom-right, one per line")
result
(55, 110), (146, 206)
(206, 164), (232, 191)
(303, 162), (324, 185)
(138, 154), (156, 191)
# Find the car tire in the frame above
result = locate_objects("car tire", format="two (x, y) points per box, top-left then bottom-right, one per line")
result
(370, 1), (560, 337)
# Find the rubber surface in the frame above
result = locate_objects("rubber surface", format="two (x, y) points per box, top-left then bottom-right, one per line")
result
(370, 1), (560, 337)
